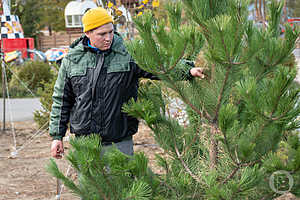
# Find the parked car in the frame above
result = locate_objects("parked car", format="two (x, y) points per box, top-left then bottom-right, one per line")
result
(27, 49), (47, 62)
(45, 47), (69, 66)
(4, 49), (47, 65)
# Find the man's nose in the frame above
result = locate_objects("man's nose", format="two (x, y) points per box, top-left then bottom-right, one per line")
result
(104, 33), (113, 40)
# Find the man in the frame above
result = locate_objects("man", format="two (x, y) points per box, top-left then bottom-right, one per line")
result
(50, 7), (204, 159)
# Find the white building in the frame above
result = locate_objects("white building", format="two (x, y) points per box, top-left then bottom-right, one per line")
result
(64, 0), (97, 29)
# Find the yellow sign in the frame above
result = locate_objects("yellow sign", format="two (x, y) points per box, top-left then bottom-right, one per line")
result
(4, 51), (20, 63)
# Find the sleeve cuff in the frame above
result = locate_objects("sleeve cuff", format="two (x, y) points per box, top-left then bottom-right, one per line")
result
(52, 135), (63, 141)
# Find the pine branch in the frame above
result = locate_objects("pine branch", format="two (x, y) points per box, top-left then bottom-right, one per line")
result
(222, 166), (240, 184)
(241, 160), (261, 167)
(255, 57), (271, 81)
(271, 106), (294, 121)
(212, 22), (236, 122)
(254, 79), (287, 141)
(85, 170), (110, 200)
(157, 177), (181, 198)
(214, 67), (231, 122)
(222, 130), (239, 166)
(165, 75), (212, 121)
(220, 28), (231, 64)
(174, 146), (201, 183)
(200, 25), (211, 40)
(222, 159), (261, 184)
(172, 136), (201, 183)
(99, 165), (117, 199)
(270, 85), (287, 118)
(165, 41), (188, 73)
(223, 61), (247, 65)
(270, 113), (287, 121)
(182, 124), (202, 156)
(185, 31), (196, 59)
(182, 1), (210, 39)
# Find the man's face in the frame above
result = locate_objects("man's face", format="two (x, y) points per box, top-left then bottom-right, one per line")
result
(85, 23), (114, 51)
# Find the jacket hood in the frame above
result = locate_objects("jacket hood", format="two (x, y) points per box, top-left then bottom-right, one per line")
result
(65, 32), (128, 63)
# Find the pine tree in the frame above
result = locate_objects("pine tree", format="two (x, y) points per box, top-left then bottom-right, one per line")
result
(47, 135), (160, 200)
(47, 0), (300, 199)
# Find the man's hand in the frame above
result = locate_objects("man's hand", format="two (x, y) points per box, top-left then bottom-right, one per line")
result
(190, 67), (205, 78)
(51, 140), (64, 159)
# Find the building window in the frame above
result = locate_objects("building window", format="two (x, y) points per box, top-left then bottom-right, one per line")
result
(66, 15), (72, 27)
(73, 15), (82, 26)
(66, 15), (83, 27)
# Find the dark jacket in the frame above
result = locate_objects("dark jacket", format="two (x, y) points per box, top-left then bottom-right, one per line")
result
(49, 33), (192, 142)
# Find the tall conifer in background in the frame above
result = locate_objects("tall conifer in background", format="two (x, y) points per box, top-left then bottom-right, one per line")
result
(47, 0), (300, 199)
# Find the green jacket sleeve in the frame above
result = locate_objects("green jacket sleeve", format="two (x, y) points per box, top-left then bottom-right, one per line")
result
(49, 59), (75, 140)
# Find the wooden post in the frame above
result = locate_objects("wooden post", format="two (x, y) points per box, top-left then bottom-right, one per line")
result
(69, 33), (71, 46)
(54, 32), (57, 48)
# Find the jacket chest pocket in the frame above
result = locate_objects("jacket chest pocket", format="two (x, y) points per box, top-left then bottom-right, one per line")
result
(107, 62), (130, 73)
(69, 68), (90, 96)
(106, 62), (130, 89)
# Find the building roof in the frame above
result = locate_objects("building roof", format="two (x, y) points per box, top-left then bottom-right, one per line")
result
(65, 0), (97, 16)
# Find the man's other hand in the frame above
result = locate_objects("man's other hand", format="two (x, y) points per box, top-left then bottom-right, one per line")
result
(51, 140), (64, 159)
(190, 67), (205, 78)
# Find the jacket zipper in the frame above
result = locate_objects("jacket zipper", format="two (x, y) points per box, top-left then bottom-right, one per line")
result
(91, 53), (104, 133)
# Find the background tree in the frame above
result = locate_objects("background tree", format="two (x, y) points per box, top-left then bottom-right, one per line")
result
(286, 0), (300, 17)
(48, 0), (300, 199)
(10, 0), (68, 38)
(38, 0), (69, 35)
(254, 0), (267, 22)
(251, 0), (300, 22)
(11, 0), (42, 38)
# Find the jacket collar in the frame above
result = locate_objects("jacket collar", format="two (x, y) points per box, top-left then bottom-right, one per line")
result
(110, 33), (128, 56)
(66, 32), (128, 63)
(70, 32), (127, 53)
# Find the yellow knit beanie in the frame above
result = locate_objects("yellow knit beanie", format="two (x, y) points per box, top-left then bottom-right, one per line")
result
(82, 7), (114, 32)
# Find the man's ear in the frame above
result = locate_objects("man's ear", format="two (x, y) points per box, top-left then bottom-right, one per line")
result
(85, 31), (90, 38)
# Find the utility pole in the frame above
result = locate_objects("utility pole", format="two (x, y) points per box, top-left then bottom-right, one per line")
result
(1, 1), (9, 132)
(1, 0), (10, 132)
(1, 51), (6, 132)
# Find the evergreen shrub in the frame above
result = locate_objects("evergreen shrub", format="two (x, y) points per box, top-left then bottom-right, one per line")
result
(0, 63), (14, 97)
(34, 77), (56, 129)
(34, 63), (59, 129)
(8, 61), (53, 97)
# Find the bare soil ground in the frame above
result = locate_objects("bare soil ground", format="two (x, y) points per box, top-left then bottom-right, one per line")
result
(0, 120), (163, 200)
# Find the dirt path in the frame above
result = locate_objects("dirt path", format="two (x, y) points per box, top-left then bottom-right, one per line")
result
(0, 121), (163, 200)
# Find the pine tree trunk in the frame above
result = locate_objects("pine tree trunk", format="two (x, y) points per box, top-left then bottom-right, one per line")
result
(259, 0), (263, 21)
(255, 0), (260, 21)
(209, 125), (218, 169)
(263, 0), (266, 22)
